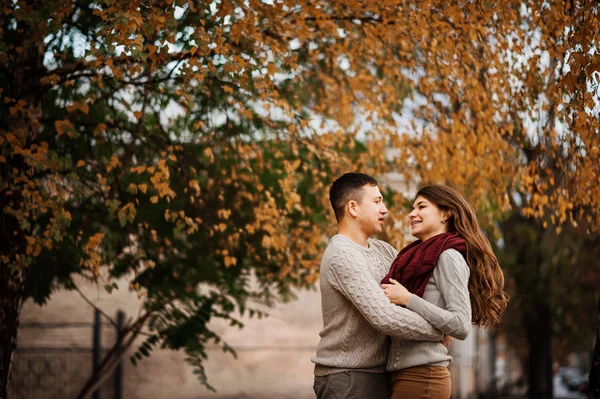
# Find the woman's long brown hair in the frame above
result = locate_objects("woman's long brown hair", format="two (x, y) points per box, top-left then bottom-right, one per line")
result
(416, 185), (509, 327)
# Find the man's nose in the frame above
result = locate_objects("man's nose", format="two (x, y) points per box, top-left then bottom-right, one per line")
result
(408, 210), (416, 218)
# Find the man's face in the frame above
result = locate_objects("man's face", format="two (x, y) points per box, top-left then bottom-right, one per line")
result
(354, 184), (388, 236)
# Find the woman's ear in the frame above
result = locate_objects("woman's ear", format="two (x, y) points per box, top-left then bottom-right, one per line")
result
(440, 210), (452, 224)
(443, 210), (453, 222)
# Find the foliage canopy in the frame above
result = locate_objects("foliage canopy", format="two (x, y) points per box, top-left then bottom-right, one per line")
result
(1, 0), (599, 396)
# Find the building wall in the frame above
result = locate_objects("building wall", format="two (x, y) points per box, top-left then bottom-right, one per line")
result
(13, 273), (498, 399)
(13, 276), (320, 399)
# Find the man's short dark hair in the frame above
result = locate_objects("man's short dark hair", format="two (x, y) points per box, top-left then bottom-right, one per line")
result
(329, 173), (379, 222)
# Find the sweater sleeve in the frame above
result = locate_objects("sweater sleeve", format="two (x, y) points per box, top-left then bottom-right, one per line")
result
(328, 247), (443, 341)
(406, 249), (472, 340)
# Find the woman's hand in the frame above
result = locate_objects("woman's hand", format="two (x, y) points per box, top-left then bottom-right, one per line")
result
(381, 278), (413, 306)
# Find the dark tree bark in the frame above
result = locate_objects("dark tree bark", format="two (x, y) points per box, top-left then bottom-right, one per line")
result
(523, 300), (553, 399)
(0, 273), (24, 399)
(589, 294), (600, 399)
(0, 9), (45, 398)
(499, 212), (554, 399)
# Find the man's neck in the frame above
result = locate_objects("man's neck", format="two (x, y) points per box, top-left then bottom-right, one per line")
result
(337, 225), (370, 248)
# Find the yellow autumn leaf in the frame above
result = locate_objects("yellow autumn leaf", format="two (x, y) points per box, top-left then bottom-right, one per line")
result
(262, 235), (272, 248)
(150, 196), (158, 203)
(55, 119), (74, 136)
(76, 160), (85, 167)
(106, 155), (119, 172)
(217, 209), (231, 220)
(224, 256), (237, 267)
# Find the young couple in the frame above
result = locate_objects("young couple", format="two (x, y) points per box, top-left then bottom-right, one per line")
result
(312, 173), (508, 399)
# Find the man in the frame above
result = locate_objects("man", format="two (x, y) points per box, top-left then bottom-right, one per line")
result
(311, 173), (444, 399)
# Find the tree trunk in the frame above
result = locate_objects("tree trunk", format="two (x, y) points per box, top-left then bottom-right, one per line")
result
(523, 300), (553, 399)
(589, 294), (600, 399)
(486, 331), (498, 398)
(0, 7), (46, 399)
(0, 271), (24, 399)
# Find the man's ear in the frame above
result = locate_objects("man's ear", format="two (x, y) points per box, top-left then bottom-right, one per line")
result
(347, 200), (359, 218)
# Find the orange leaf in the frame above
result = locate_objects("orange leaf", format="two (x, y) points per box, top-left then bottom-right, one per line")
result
(9, 99), (27, 116)
(55, 119), (74, 136)
(67, 102), (89, 114)
(94, 123), (107, 136)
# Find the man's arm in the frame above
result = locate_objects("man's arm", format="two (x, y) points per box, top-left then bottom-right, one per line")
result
(328, 249), (443, 341)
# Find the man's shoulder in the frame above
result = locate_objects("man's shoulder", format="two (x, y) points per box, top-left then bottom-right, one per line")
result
(321, 236), (368, 270)
(368, 238), (398, 258)
(325, 235), (365, 258)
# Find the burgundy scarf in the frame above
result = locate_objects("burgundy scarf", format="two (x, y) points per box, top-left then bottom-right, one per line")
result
(381, 232), (466, 297)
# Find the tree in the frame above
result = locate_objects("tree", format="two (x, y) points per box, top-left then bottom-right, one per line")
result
(0, 0), (386, 396)
(590, 295), (600, 398)
(496, 212), (600, 396)
(372, 2), (600, 399)
(2, 1), (599, 398)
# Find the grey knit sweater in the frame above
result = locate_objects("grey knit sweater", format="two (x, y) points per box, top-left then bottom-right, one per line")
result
(312, 235), (443, 376)
(387, 248), (472, 372)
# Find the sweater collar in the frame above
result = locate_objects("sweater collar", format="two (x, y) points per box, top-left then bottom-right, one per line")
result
(333, 234), (375, 252)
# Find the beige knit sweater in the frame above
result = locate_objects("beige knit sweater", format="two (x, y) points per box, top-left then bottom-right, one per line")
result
(311, 235), (443, 376)
(387, 249), (472, 372)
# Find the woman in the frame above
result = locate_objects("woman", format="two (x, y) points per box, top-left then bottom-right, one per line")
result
(381, 185), (508, 399)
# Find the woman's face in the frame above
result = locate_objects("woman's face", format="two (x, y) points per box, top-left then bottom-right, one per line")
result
(408, 196), (449, 241)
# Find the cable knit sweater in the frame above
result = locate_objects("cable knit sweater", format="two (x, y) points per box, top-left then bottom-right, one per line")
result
(312, 235), (443, 376)
(387, 249), (472, 372)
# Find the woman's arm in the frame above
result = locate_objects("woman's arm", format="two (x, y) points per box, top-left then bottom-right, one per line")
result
(383, 249), (471, 340)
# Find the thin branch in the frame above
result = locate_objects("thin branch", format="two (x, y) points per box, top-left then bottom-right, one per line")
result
(75, 310), (154, 399)
(73, 283), (118, 328)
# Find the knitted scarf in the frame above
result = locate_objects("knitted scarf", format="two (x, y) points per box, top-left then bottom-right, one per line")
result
(381, 232), (466, 297)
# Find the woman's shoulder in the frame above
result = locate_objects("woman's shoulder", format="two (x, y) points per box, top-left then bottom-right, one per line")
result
(437, 249), (469, 273)
(440, 248), (465, 260)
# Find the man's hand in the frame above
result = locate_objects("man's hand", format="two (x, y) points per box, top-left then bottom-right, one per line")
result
(441, 334), (454, 348)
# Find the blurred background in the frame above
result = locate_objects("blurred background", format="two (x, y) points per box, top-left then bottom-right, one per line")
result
(2, 1), (599, 399)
